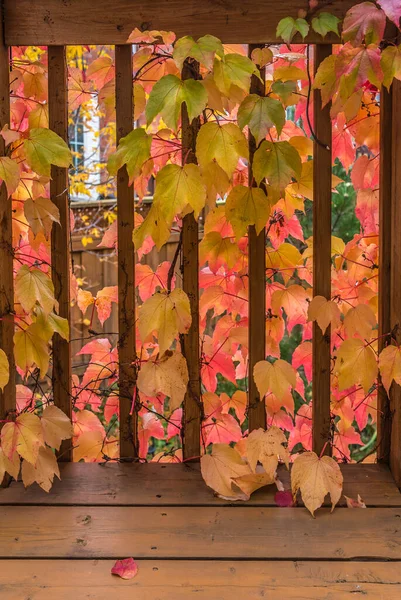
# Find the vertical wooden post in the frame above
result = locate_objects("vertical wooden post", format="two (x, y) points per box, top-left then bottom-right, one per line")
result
(48, 46), (72, 461)
(389, 78), (401, 487)
(115, 45), (137, 459)
(312, 44), (332, 456)
(181, 59), (201, 460)
(248, 44), (266, 432)
(378, 84), (393, 463)
(0, 5), (15, 424)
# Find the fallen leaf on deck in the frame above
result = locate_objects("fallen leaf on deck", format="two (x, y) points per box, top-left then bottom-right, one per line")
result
(344, 494), (366, 508)
(274, 490), (295, 507)
(111, 558), (139, 579)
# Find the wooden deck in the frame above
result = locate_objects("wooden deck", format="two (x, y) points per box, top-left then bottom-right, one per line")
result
(1, 463), (401, 599)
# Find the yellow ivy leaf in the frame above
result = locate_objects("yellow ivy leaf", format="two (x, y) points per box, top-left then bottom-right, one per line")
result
(138, 289), (192, 355)
(0, 348), (9, 391)
(308, 295), (341, 334)
(14, 324), (49, 378)
(0, 446), (20, 481)
(199, 231), (242, 273)
(225, 185), (271, 239)
(15, 265), (56, 315)
(246, 426), (289, 477)
(231, 470), (275, 500)
(291, 451), (343, 516)
(21, 446), (60, 492)
(41, 405), (73, 451)
(201, 443), (252, 500)
(196, 122), (248, 178)
(24, 196), (60, 239)
(253, 140), (302, 201)
(0, 156), (20, 197)
(237, 94), (285, 144)
(133, 202), (171, 251)
(201, 161), (230, 206)
(153, 163), (206, 224)
(344, 304), (377, 340)
(335, 338), (378, 393)
(24, 127), (72, 177)
(379, 345), (401, 394)
(213, 53), (261, 96)
(253, 359), (296, 400)
(266, 243), (303, 283)
(137, 352), (189, 412)
(1, 413), (44, 465)
(287, 160), (343, 201)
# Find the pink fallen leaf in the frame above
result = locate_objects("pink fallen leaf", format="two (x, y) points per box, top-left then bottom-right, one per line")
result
(111, 558), (138, 579)
(344, 494), (367, 508)
(274, 490), (295, 507)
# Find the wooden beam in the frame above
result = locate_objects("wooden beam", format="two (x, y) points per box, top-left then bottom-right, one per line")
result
(3, 0), (362, 46)
(378, 84), (393, 463)
(48, 46), (72, 461)
(115, 45), (138, 460)
(312, 44), (332, 456)
(181, 59), (201, 460)
(0, 2), (15, 425)
(248, 44), (266, 432)
(390, 78), (401, 487)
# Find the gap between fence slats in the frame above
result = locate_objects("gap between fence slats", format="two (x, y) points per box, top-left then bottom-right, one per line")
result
(0, 5), (15, 430)
(390, 78), (401, 487)
(115, 44), (138, 459)
(248, 44), (266, 432)
(312, 44), (332, 456)
(181, 59), (202, 460)
(378, 84), (393, 463)
(48, 46), (72, 461)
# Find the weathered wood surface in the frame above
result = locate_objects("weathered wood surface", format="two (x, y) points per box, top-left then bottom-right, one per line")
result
(312, 44), (332, 457)
(115, 45), (138, 459)
(0, 463), (400, 507)
(4, 0), (361, 45)
(1, 505), (401, 559)
(390, 78), (401, 487)
(1, 560), (401, 599)
(0, 0), (15, 423)
(48, 46), (72, 460)
(181, 59), (202, 460)
(248, 44), (266, 432)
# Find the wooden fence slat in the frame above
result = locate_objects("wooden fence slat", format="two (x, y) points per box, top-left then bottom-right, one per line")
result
(0, 6), (15, 427)
(181, 59), (201, 460)
(390, 78), (401, 487)
(4, 0), (363, 46)
(378, 84), (393, 463)
(248, 44), (266, 432)
(48, 46), (72, 461)
(312, 44), (332, 456)
(115, 44), (137, 459)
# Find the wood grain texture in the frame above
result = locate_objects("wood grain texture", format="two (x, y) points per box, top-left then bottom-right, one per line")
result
(0, 1), (15, 424)
(181, 59), (202, 460)
(1, 560), (401, 599)
(48, 46), (72, 460)
(390, 78), (401, 487)
(1, 505), (401, 559)
(115, 45), (138, 459)
(3, 0), (362, 45)
(312, 44), (332, 457)
(378, 84), (393, 463)
(0, 463), (400, 507)
(248, 44), (266, 432)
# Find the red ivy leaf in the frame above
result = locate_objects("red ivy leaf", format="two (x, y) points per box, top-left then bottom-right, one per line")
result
(111, 557), (139, 580)
(274, 490), (295, 507)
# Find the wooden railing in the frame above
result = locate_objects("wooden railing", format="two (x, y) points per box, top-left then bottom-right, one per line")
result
(1, 0), (401, 485)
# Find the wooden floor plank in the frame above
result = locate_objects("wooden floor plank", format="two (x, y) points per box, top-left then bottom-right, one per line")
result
(1, 560), (401, 600)
(0, 506), (400, 559)
(0, 463), (399, 507)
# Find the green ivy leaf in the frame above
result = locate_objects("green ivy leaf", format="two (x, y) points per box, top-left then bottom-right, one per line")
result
(0, 156), (20, 198)
(271, 80), (298, 104)
(107, 128), (152, 182)
(238, 94), (285, 144)
(146, 74), (207, 131)
(253, 140), (302, 201)
(23, 128), (72, 177)
(311, 12), (340, 38)
(173, 35), (224, 69)
(153, 163), (206, 223)
(276, 17), (310, 44)
(213, 54), (261, 96)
